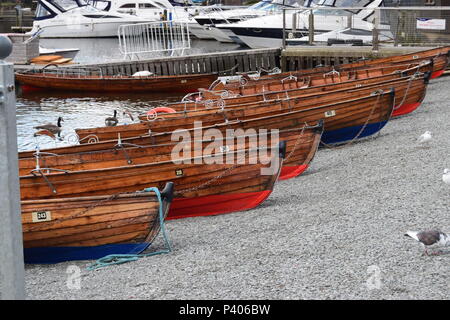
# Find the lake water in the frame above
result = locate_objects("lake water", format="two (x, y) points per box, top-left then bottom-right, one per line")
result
(16, 37), (242, 152)
(40, 37), (242, 64)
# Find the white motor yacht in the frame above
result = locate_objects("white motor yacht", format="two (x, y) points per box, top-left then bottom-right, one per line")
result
(88, 0), (192, 22)
(217, 0), (385, 48)
(191, 0), (273, 42)
(29, 0), (148, 38)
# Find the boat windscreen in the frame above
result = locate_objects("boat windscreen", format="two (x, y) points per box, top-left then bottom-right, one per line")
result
(47, 0), (89, 12)
(271, 0), (304, 7)
(87, 0), (111, 11)
(313, 0), (375, 15)
(35, 3), (56, 19)
(248, 0), (272, 10)
(337, 0), (373, 13)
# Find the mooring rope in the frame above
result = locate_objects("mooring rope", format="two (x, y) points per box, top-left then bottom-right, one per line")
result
(86, 187), (172, 270)
(393, 73), (416, 111)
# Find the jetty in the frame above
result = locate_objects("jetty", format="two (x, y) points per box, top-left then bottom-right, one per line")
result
(13, 45), (442, 76)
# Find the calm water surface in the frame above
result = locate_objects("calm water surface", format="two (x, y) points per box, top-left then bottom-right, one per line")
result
(17, 38), (241, 152)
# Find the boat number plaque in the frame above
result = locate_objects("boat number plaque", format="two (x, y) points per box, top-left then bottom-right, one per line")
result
(32, 211), (52, 223)
(175, 169), (184, 176)
(180, 80), (187, 83)
(324, 110), (336, 117)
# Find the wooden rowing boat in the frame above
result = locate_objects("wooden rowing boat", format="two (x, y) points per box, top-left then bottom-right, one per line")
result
(20, 143), (285, 220)
(75, 76), (414, 143)
(14, 68), (219, 93)
(20, 125), (323, 181)
(223, 46), (450, 86)
(138, 68), (426, 118)
(207, 61), (433, 97)
(22, 182), (174, 264)
(19, 89), (394, 158)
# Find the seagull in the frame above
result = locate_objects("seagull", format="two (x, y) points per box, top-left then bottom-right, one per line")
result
(34, 117), (63, 139)
(443, 169), (450, 186)
(417, 131), (432, 145)
(405, 230), (450, 255)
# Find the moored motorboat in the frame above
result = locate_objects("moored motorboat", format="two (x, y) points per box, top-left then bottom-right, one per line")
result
(28, 0), (148, 38)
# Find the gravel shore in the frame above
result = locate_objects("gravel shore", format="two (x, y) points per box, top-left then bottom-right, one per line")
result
(23, 75), (450, 300)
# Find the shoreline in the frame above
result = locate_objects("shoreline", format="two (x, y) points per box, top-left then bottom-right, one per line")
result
(20, 75), (450, 300)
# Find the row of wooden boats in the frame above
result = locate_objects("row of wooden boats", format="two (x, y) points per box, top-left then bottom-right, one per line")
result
(15, 46), (449, 265)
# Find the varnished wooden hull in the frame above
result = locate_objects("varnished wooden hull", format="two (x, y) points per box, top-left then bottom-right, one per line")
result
(228, 46), (450, 85)
(19, 90), (394, 158)
(22, 183), (174, 264)
(138, 71), (422, 117)
(75, 77), (413, 143)
(209, 62), (433, 96)
(14, 72), (218, 93)
(20, 144), (285, 220)
(20, 126), (323, 181)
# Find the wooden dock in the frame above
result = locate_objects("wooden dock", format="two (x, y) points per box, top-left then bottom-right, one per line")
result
(82, 48), (282, 76)
(13, 45), (443, 77)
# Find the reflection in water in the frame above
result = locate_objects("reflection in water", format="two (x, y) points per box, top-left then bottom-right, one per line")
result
(18, 38), (241, 152)
(16, 91), (185, 152)
(41, 38), (242, 64)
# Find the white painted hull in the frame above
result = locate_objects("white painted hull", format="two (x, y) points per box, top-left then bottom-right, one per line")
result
(235, 34), (282, 49)
(33, 20), (145, 38)
(210, 27), (233, 43)
(218, 28), (245, 45)
(188, 23), (216, 39)
(39, 47), (80, 59)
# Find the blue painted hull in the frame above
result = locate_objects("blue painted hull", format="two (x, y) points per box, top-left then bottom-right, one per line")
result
(24, 242), (150, 264)
(321, 121), (388, 145)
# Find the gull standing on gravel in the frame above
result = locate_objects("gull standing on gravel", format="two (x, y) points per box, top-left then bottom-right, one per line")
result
(405, 230), (450, 255)
(417, 131), (432, 145)
(443, 169), (450, 185)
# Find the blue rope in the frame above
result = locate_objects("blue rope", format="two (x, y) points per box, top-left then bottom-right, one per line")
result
(86, 187), (172, 270)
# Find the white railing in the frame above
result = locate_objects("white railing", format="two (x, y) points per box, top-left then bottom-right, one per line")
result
(118, 21), (191, 60)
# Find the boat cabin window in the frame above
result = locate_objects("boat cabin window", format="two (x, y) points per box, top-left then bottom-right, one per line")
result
(119, 3), (137, 8)
(152, 1), (171, 8)
(139, 3), (158, 8)
(87, 0), (112, 11)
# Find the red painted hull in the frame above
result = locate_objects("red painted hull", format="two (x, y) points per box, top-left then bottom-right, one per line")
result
(167, 190), (273, 220)
(431, 70), (445, 79)
(20, 85), (43, 94)
(392, 102), (421, 117)
(279, 165), (309, 181)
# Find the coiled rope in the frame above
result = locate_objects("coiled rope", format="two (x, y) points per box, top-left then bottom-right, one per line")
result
(86, 187), (172, 270)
